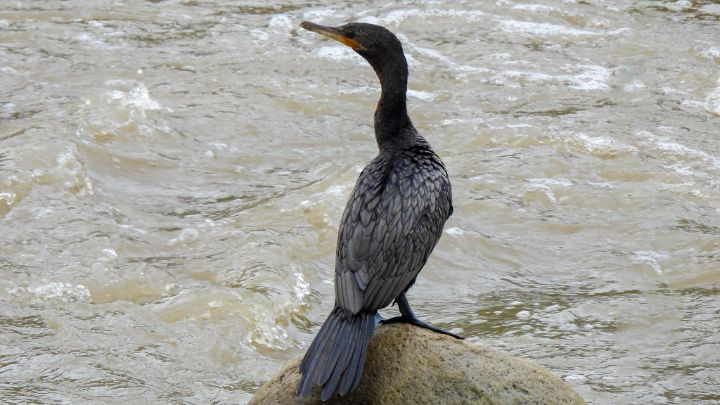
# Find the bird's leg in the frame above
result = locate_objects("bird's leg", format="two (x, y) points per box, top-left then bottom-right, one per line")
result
(380, 293), (464, 339)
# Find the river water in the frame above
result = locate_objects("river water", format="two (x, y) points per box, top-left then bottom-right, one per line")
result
(1, 0), (719, 404)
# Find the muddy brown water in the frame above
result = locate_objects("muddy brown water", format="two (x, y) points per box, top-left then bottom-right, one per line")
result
(1, 1), (719, 403)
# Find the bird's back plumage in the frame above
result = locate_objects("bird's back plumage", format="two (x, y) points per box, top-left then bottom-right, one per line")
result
(336, 136), (452, 315)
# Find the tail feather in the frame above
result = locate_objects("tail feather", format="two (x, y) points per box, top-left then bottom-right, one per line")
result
(350, 314), (373, 393)
(296, 308), (375, 400)
(313, 313), (343, 382)
(317, 313), (352, 385)
(322, 316), (359, 396)
(338, 313), (371, 396)
(297, 312), (341, 395)
(297, 318), (335, 395)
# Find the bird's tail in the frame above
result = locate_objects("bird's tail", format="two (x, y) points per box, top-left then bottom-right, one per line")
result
(296, 307), (375, 401)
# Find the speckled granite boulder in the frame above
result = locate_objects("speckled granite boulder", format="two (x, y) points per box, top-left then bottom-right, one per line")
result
(249, 323), (585, 404)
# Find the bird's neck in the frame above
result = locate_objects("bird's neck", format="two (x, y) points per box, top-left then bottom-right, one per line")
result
(373, 62), (412, 150)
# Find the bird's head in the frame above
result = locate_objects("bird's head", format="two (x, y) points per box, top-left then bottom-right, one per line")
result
(300, 21), (407, 77)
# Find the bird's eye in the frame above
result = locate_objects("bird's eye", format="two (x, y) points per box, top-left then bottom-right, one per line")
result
(345, 31), (356, 39)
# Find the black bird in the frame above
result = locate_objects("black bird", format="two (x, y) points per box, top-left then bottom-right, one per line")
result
(297, 21), (462, 401)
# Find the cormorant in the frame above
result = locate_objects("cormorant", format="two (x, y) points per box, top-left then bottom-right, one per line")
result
(297, 21), (462, 401)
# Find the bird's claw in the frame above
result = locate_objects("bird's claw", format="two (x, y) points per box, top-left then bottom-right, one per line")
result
(380, 315), (464, 339)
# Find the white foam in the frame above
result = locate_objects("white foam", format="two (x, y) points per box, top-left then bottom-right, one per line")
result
(325, 184), (348, 199)
(492, 52), (513, 61)
(643, 131), (720, 170)
(499, 20), (604, 36)
(302, 9), (338, 21)
(118, 224), (147, 235)
(359, 8), (486, 25)
(168, 228), (200, 246)
(525, 178), (569, 203)
(439, 117), (486, 126)
(74, 32), (105, 47)
(102, 248), (118, 259)
(410, 43), (488, 73)
(292, 270), (311, 303)
(497, 69), (555, 85)
(568, 65), (611, 91)
(404, 52), (420, 67)
(14, 282), (92, 302)
(660, 0), (692, 11)
(440, 117), (485, 126)
(32, 207), (54, 219)
(703, 78), (720, 115)
(268, 14), (292, 30)
(96, 82), (171, 138)
(105, 81), (163, 119)
(565, 374), (588, 383)
(573, 132), (634, 154)
(512, 4), (555, 12)
(316, 45), (358, 62)
(624, 80), (646, 92)
(507, 123), (535, 128)
(638, 130), (720, 188)
(407, 89), (436, 101)
(338, 84), (377, 95)
(249, 29), (269, 42)
(211, 143), (238, 155)
(699, 4), (720, 15)
(632, 251), (669, 275)
(445, 227), (465, 236)
(527, 178), (573, 187)
(700, 47), (720, 60)
(587, 181), (615, 189)
(0, 66), (21, 75)
(495, 64), (611, 91)
(0, 192), (16, 205)
(55, 147), (94, 196)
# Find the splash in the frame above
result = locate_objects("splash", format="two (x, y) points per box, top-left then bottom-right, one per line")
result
(704, 78), (720, 116)
(106, 80), (164, 117)
(9, 282), (91, 302)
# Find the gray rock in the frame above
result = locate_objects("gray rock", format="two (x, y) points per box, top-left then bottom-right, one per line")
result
(250, 323), (586, 405)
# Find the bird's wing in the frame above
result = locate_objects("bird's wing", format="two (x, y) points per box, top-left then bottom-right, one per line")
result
(335, 154), (451, 314)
